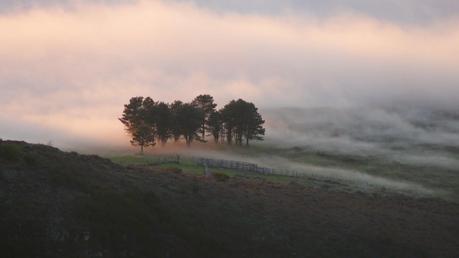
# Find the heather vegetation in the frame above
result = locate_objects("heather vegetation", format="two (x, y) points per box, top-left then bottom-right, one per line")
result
(2, 141), (459, 257)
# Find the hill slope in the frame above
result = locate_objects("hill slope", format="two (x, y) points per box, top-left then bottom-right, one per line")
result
(1, 140), (459, 257)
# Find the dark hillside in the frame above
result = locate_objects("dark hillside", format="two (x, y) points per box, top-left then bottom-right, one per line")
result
(1, 140), (459, 257)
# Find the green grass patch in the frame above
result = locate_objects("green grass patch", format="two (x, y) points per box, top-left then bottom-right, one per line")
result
(109, 155), (162, 166)
(108, 154), (304, 185)
(0, 143), (23, 162)
(109, 155), (181, 166)
(213, 172), (230, 182)
(159, 162), (203, 175)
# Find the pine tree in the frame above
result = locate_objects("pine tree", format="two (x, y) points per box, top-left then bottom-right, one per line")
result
(207, 111), (223, 143)
(220, 99), (265, 146)
(176, 103), (204, 146)
(169, 100), (184, 142)
(146, 102), (172, 146)
(119, 97), (155, 154)
(191, 94), (217, 141)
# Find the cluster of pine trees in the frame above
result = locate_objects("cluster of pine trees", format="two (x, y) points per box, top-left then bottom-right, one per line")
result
(120, 94), (265, 153)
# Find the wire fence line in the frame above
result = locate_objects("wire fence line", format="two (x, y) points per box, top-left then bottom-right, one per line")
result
(147, 154), (305, 177)
(141, 154), (180, 165)
(195, 157), (273, 174)
(194, 157), (305, 178)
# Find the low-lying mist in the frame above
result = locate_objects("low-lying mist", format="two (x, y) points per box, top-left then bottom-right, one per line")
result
(3, 105), (458, 200)
(103, 105), (458, 199)
(264, 106), (459, 168)
(111, 139), (444, 198)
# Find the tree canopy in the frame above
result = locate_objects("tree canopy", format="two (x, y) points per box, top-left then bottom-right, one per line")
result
(120, 94), (265, 152)
(119, 97), (156, 154)
(191, 94), (217, 141)
(220, 99), (265, 146)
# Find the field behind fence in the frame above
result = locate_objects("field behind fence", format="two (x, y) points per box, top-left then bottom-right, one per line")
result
(195, 157), (306, 177)
(146, 154), (304, 177)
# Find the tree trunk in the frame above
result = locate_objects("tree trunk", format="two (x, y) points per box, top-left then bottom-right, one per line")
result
(227, 130), (232, 145)
(140, 145), (144, 155)
(246, 137), (249, 146)
(202, 124), (205, 140)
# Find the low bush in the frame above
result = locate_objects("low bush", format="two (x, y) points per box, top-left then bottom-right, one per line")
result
(162, 167), (183, 174)
(0, 143), (23, 162)
(24, 154), (38, 166)
(213, 172), (230, 182)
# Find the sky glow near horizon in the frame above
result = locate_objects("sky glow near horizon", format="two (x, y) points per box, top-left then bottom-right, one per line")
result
(1, 0), (459, 148)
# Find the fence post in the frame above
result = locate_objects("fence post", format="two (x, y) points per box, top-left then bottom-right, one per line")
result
(204, 163), (211, 177)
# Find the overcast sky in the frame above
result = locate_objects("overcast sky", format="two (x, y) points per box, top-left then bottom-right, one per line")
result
(1, 0), (458, 148)
(2, 0), (459, 24)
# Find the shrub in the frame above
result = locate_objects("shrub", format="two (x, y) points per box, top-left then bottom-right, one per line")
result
(213, 172), (230, 182)
(24, 154), (38, 166)
(0, 143), (23, 162)
(192, 183), (200, 193)
(162, 167), (183, 174)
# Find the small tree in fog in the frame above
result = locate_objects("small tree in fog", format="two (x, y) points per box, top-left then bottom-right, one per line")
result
(145, 101), (172, 146)
(242, 106), (265, 146)
(119, 97), (155, 154)
(220, 99), (265, 146)
(191, 94), (217, 141)
(169, 100), (184, 142)
(207, 111), (223, 143)
(176, 103), (204, 146)
(220, 103), (236, 144)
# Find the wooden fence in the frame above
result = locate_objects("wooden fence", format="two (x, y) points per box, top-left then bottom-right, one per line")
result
(195, 157), (304, 178)
(150, 154), (305, 178)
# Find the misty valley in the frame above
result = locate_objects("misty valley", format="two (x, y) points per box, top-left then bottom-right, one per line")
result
(2, 99), (459, 258)
(116, 101), (459, 202)
(2, 0), (459, 257)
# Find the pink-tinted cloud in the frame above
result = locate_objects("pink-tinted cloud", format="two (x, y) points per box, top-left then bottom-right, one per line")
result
(1, 1), (458, 147)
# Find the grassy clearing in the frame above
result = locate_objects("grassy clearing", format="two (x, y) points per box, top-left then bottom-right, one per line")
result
(108, 154), (302, 185)
(109, 155), (166, 166)
(107, 154), (357, 194)
(107, 149), (459, 201)
(213, 144), (459, 200)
